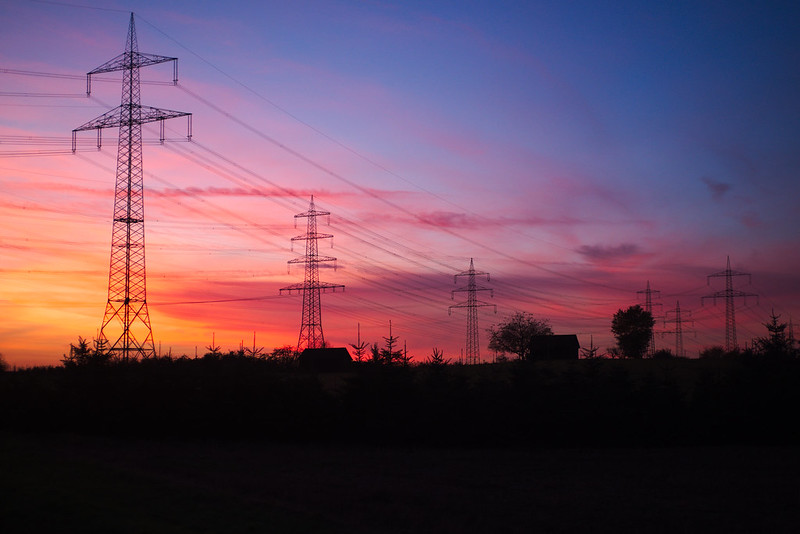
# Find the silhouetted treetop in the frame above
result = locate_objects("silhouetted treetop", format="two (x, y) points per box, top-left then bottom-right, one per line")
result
(611, 305), (654, 359)
(487, 312), (552, 361)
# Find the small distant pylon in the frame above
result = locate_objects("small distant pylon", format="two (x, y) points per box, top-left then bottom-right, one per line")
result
(702, 256), (758, 352)
(449, 258), (495, 364)
(662, 301), (695, 358)
(72, 13), (191, 361)
(280, 196), (344, 351)
(637, 280), (662, 356)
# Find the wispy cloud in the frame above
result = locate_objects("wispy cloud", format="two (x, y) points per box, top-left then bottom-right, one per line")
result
(416, 210), (586, 230)
(701, 176), (731, 201)
(577, 243), (642, 262)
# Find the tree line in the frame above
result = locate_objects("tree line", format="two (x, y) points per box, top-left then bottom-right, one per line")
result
(484, 307), (798, 362)
(53, 305), (798, 370)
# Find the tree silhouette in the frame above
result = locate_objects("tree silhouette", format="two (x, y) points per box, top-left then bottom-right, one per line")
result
(753, 310), (795, 359)
(349, 340), (369, 362)
(270, 345), (297, 363)
(580, 335), (600, 359)
(652, 349), (674, 359)
(487, 312), (552, 361)
(244, 344), (266, 358)
(699, 346), (739, 359)
(204, 333), (222, 359)
(380, 322), (403, 364)
(61, 336), (111, 367)
(611, 305), (655, 359)
(426, 347), (450, 365)
(369, 343), (383, 364)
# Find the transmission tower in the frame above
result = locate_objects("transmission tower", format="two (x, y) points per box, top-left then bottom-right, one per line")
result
(449, 258), (495, 364)
(702, 256), (758, 351)
(280, 197), (344, 351)
(663, 301), (694, 358)
(637, 280), (662, 356)
(72, 13), (191, 361)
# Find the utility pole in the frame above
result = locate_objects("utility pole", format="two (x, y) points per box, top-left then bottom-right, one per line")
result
(449, 258), (495, 364)
(662, 301), (694, 358)
(72, 13), (191, 361)
(637, 280), (662, 356)
(702, 256), (758, 351)
(280, 196), (344, 351)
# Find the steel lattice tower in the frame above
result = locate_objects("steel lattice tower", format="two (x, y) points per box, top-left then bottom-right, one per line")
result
(637, 280), (661, 356)
(72, 13), (191, 361)
(663, 301), (694, 358)
(280, 197), (344, 351)
(702, 256), (758, 351)
(449, 258), (495, 364)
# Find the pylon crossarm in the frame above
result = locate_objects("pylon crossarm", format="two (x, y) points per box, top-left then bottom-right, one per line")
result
(451, 301), (494, 309)
(288, 255), (337, 265)
(139, 105), (191, 124)
(73, 106), (123, 132)
(280, 286), (303, 295)
(281, 282), (344, 292)
(73, 106), (191, 132)
(292, 233), (333, 241)
(89, 52), (177, 76)
(318, 283), (345, 292)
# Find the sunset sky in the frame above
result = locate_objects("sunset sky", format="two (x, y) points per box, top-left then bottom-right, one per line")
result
(2, 0), (799, 367)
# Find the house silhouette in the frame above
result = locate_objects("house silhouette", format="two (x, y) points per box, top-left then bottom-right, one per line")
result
(530, 335), (580, 360)
(298, 347), (353, 372)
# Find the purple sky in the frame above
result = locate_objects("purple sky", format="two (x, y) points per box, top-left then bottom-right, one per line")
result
(2, 0), (799, 366)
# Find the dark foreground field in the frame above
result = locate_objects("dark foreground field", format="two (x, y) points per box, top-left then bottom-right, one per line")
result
(2, 358), (800, 532)
(3, 433), (799, 533)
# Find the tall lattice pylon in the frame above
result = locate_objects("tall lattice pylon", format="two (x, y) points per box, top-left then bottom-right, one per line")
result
(73, 13), (192, 361)
(702, 256), (758, 351)
(663, 301), (694, 358)
(280, 197), (344, 351)
(637, 280), (662, 356)
(449, 258), (495, 364)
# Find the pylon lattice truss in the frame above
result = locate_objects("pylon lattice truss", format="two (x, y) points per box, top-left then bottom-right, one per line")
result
(663, 301), (694, 358)
(637, 280), (662, 356)
(449, 258), (495, 364)
(280, 197), (344, 351)
(72, 13), (191, 361)
(702, 256), (758, 352)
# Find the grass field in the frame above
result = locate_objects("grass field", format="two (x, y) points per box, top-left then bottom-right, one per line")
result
(3, 432), (800, 533)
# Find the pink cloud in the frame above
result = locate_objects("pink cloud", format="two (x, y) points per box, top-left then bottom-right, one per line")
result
(578, 243), (642, 262)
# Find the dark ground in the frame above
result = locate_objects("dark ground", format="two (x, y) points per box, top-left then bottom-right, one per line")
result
(3, 358), (800, 532)
(2, 432), (799, 533)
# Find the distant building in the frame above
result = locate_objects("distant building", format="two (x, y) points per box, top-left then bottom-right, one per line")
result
(298, 347), (353, 372)
(529, 335), (580, 360)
